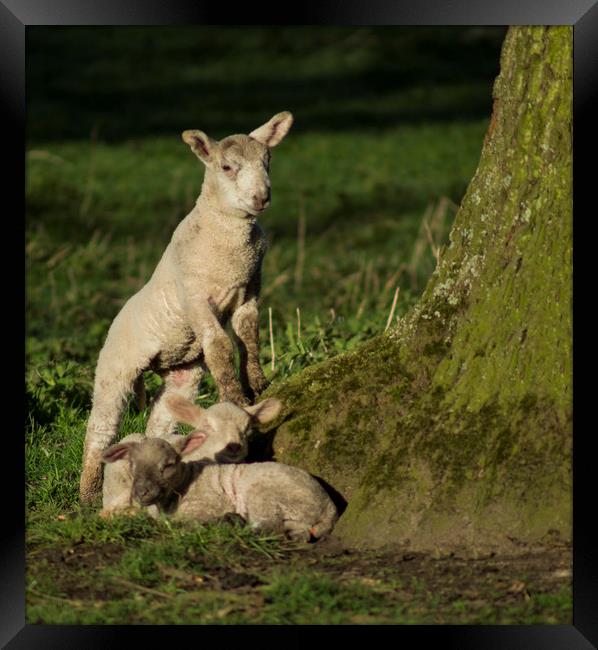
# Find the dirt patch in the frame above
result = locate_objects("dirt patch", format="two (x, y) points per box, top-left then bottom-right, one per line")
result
(155, 561), (266, 591)
(32, 542), (125, 571)
(27, 536), (572, 623)
(27, 542), (128, 601)
(301, 537), (572, 613)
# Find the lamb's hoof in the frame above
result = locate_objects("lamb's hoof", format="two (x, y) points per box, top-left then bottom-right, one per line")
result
(220, 512), (247, 527)
(251, 379), (271, 397)
(286, 530), (312, 544)
(223, 392), (250, 407)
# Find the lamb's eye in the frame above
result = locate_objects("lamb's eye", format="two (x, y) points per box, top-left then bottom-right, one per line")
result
(162, 462), (176, 472)
(222, 164), (232, 172)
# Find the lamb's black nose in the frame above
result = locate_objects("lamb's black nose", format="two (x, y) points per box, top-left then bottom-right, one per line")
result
(225, 443), (242, 455)
(134, 484), (155, 503)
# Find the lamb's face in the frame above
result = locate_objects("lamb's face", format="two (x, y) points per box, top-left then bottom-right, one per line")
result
(163, 395), (283, 465)
(128, 439), (184, 506)
(182, 111), (293, 218)
(214, 136), (271, 216)
(203, 402), (252, 463)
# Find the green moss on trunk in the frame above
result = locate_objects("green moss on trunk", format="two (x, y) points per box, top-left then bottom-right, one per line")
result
(262, 27), (572, 550)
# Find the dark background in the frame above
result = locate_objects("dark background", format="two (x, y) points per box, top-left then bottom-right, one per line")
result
(27, 26), (505, 142)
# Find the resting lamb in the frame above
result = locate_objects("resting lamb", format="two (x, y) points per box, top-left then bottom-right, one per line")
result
(101, 395), (281, 516)
(102, 429), (338, 542)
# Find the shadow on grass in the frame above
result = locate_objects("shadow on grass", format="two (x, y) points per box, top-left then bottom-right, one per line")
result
(27, 26), (505, 142)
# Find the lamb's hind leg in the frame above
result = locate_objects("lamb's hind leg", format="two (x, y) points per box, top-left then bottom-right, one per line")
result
(282, 520), (313, 543)
(145, 362), (204, 438)
(80, 362), (141, 504)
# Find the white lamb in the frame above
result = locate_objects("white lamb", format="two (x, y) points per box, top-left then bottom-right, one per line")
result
(80, 112), (294, 503)
(101, 428), (338, 543)
(101, 395), (281, 517)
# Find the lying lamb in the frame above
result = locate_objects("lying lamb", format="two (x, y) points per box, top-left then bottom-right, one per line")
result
(101, 394), (281, 517)
(80, 111), (294, 503)
(101, 428), (338, 543)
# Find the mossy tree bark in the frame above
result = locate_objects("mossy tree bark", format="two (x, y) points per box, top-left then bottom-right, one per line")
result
(262, 26), (572, 550)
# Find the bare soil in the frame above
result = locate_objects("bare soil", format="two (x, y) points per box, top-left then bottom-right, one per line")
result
(27, 534), (572, 624)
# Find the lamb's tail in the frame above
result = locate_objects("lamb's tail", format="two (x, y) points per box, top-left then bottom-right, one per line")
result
(309, 498), (339, 540)
(133, 374), (146, 412)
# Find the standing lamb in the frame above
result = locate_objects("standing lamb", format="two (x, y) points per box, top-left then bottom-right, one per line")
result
(102, 430), (338, 543)
(101, 395), (281, 517)
(80, 112), (293, 503)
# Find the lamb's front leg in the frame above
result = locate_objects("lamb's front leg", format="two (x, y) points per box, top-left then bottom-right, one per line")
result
(176, 270), (248, 405)
(231, 298), (269, 401)
(202, 319), (248, 405)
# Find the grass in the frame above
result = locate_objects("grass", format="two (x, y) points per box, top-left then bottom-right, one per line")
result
(24, 26), (571, 625)
(26, 510), (572, 625)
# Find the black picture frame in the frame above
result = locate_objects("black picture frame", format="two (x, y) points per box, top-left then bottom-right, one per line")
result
(9, 1), (596, 647)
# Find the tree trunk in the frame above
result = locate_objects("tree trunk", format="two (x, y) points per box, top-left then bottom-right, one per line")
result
(262, 26), (572, 551)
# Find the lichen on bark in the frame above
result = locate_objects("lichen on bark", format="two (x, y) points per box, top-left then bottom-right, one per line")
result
(261, 27), (572, 550)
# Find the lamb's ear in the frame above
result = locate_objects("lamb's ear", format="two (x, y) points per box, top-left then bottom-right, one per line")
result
(182, 129), (216, 164)
(165, 395), (205, 427)
(175, 431), (209, 457)
(249, 112), (293, 148)
(243, 398), (282, 425)
(102, 442), (136, 463)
